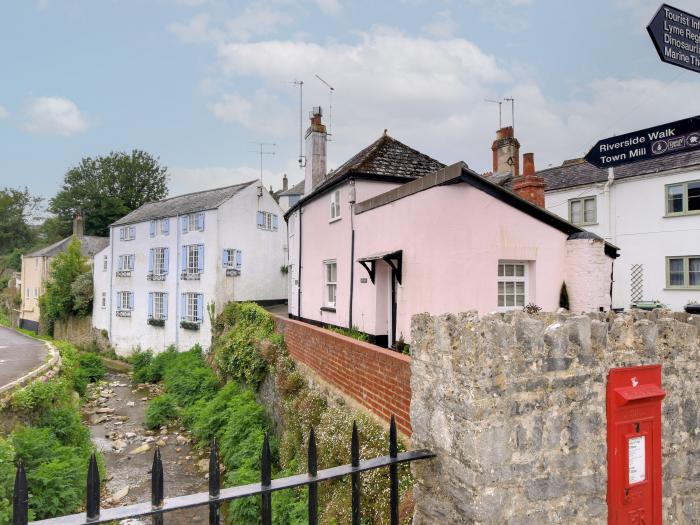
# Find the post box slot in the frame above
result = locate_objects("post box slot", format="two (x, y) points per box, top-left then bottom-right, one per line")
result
(614, 384), (666, 405)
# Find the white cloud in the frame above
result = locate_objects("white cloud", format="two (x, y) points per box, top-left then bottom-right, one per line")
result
(422, 10), (456, 38)
(315, 0), (341, 15)
(22, 97), (89, 137)
(0, 106), (9, 120)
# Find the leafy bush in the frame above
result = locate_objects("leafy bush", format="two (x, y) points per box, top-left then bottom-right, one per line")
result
(37, 407), (90, 448)
(70, 272), (93, 317)
(77, 352), (106, 383)
(162, 347), (219, 407)
(144, 394), (178, 429)
(130, 349), (155, 383)
(11, 379), (70, 417)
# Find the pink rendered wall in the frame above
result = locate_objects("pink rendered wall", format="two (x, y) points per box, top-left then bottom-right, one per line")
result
(352, 184), (570, 342)
(298, 179), (402, 327)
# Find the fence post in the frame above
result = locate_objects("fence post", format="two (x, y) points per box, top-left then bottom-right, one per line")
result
(86, 453), (100, 521)
(209, 438), (220, 525)
(12, 460), (28, 525)
(389, 415), (398, 525)
(351, 421), (361, 525)
(308, 428), (318, 525)
(151, 447), (164, 525)
(261, 432), (272, 525)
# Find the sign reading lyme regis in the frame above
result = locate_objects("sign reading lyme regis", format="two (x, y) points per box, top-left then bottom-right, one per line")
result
(584, 116), (700, 169)
(647, 3), (700, 73)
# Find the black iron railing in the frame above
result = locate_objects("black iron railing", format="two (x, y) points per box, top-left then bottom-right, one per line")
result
(12, 416), (433, 525)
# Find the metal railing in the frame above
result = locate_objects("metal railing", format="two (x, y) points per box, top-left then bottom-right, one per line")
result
(12, 416), (433, 525)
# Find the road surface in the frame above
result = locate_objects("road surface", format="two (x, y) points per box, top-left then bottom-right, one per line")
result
(0, 326), (48, 389)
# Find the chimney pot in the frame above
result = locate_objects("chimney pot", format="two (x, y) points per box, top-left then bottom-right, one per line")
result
(491, 126), (520, 176)
(523, 152), (535, 176)
(304, 106), (327, 194)
(282, 173), (288, 191)
(73, 213), (84, 237)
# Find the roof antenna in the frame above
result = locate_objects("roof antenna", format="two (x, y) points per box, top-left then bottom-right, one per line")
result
(485, 99), (502, 129)
(290, 80), (305, 167)
(315, 74), (334, 141)
(504, 97), (515, 136)
(248, 142), (276, 188)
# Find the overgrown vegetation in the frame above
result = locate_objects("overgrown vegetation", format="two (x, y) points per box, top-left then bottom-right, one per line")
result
(326, 324), (370, 343)
(0, 339), (104, 522)
(133, 302), (413, 524)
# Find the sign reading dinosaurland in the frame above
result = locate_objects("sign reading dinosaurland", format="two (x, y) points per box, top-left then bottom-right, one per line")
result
(584, 116), (700, 169)
(647, 3), (700, 73)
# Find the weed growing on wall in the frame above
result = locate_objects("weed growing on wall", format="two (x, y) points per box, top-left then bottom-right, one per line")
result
(0, 339), (103, 521)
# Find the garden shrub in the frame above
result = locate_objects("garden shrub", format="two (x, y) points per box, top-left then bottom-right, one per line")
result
(144, 394), (178, 430)
(10, 379), (70, 417)
(37, 407), (90, 448)
(130, 349), (155, 383)
(77, 352), (106, 383)
(162, 347), (219, 407)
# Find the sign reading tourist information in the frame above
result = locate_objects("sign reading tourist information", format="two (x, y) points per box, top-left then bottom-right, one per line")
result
(584, 116), (700, 168)
(647, 3), (700, 73)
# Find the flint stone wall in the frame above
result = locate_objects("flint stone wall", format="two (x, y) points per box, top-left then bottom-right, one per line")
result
(410, 309), (700, 524)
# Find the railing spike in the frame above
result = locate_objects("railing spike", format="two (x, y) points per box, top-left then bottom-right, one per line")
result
(261, 432), (272, 525)
(389, 415), (399, 525)
(308, 428), (318, 525)
(151, 447), (164, 525)
(86, 452), (100, 521)
(12, 460), (28, 525)
(351, 421), (361, 525)
(209, 438), (220, 525)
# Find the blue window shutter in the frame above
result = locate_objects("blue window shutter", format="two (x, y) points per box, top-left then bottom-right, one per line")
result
(272, 214), (278, 230)
(257, 211), (263, 227)
(198, 245), (204, 273)
(117, 255), (123, 270)
(163, 293), (168, 320)
(148, 249), (154, 273)
(129, 226), (135, 239)
(235, 249), (242, 270)
(119, 228), (124, 241)
(181, 216), (188, 233)
(148, 292), (153, 318)
(197, 212), (205, 231)
(181, 247), (187, 272)
(222, 249), (229, 267)
(163, 248), (169, 273)
(150, 221), (156, 237)
(197, 294), (203, 321)
(128, 292), (134, 310)
(181, 293), (187, 320)
(163, 218), (170, 235)
(116, 292), (120, 309)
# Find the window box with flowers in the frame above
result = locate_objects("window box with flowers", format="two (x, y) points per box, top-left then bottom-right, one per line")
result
(148, 318), (165, 327)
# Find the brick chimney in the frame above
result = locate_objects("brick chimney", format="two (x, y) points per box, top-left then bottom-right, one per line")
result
(491, 126), (520, 176)
(72, 213), (85, 237)
(282, 173), (288, 192)
(304, 107), (327, 194)
(512, 152), (545, 207)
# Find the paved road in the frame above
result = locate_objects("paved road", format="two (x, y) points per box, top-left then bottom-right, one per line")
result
(0, 326), (48, 389)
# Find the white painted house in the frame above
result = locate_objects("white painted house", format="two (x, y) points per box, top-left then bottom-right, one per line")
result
(93, 180), (287, 355)
(539, 151), (700, 311)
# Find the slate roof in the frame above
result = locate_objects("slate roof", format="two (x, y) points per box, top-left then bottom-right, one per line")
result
(279, 180), (305, 196)
(26, 235), (109, 258)
(536, 150), (700, 191)
(112, 181), (257, 226)
(286, 132), (444, 216)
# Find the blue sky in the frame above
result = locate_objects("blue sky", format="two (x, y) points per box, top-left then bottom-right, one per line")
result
(1, 0), (699, 201)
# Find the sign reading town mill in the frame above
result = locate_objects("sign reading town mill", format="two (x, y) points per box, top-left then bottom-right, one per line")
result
(584, 116), (700, 169)
(647, 3), (700, 73)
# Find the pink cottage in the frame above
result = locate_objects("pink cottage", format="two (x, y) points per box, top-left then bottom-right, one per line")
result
(285, 109), (618, 348)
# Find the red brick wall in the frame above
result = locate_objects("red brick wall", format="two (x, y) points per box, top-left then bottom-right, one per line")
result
(275, 316), (413, 436)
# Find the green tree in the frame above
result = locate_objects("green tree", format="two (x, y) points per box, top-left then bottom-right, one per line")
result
(49, 150), (169, 237)
(39, 237), (90, 334)
(0, 187), (41, 257)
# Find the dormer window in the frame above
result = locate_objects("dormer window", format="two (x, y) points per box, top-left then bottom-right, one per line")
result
(330, 190), (341, 221)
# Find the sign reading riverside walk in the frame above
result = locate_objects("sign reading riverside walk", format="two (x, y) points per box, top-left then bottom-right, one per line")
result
(584, 116), (700, 169)
(647, 4), (700, 73)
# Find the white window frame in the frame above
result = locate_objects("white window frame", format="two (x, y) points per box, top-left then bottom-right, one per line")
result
(324, 260), (337, 308)
(160, 218), (170, 235)
(257, 211), (278, 231)
(568, 196), (597, 225)
(117, 291), (133, 311)
(183, 292), (202, 323)
(118, 254), (135, 271)
(119, 226), (135, 241)
(153, 247), (166, 275)
(497, 261), (528, 310)
(330, 190), (341, 221)
(186, 245), (200, 274)
(152, 292), (167, 320)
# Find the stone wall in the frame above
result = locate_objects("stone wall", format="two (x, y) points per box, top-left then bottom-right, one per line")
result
(275, 315), (412, 436)
(410, 309), (700, 524)
(54, 315), (110, 351)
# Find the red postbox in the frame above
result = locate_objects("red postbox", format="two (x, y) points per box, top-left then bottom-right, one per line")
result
(607, 365), (666, 524)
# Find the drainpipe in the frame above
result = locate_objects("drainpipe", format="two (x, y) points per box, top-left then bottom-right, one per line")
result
(297, 207), (302, 319)
(108, 228), (114, 341)
(348, 179), (356, 329)
(604, 167), (615, 244)
(175, 214), (181, 349)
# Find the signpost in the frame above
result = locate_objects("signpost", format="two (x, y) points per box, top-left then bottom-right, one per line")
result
(584, 116), (700, 169)
(647, 3), (700, 73)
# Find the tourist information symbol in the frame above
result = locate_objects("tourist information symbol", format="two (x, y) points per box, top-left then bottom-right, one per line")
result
(584, 116), (700, 169)
(647, 3), (700, 73)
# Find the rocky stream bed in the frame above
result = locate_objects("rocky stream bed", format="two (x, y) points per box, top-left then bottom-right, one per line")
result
(83, 372), (210, 523)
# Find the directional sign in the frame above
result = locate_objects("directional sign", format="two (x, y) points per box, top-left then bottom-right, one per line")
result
(584, 116), (700, 169)
(647, 3), (700, 73)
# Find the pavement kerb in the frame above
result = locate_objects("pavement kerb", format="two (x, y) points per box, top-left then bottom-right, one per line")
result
(0, 334), (62, 407)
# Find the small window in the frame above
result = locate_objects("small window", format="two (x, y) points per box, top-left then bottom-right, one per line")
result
(101, 292), (106, 308)
(569, 197), (596, 225)
(149, 292), (168, 320)
(666, 180), (700, 215)
(118, 254), (135, 271)
(119, 226), (136, 241)
(182, 245), (204, 275)
(330, 190), (341, 221)
(667, 256), (700, 288)
(497, 261), (528, 309)
(257, 211), (278, 231)
(149, 247), (169, 275)
(161, 218), (170, 235)
(103, 255), (108, 271)
(149, 220), (157, 237)
(222, 249), (242, 270)
(324, 260), (337, 308)
(181, 292), (203, 323)
(117, 291), (134, 311)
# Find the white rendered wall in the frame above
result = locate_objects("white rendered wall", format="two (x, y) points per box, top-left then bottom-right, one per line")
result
(564, 238), (613, 313)
(92, 245), (111, 332)
(545, 166), (700, 310)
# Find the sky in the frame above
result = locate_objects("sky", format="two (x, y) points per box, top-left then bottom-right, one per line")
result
(1, 0), (699, 202)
